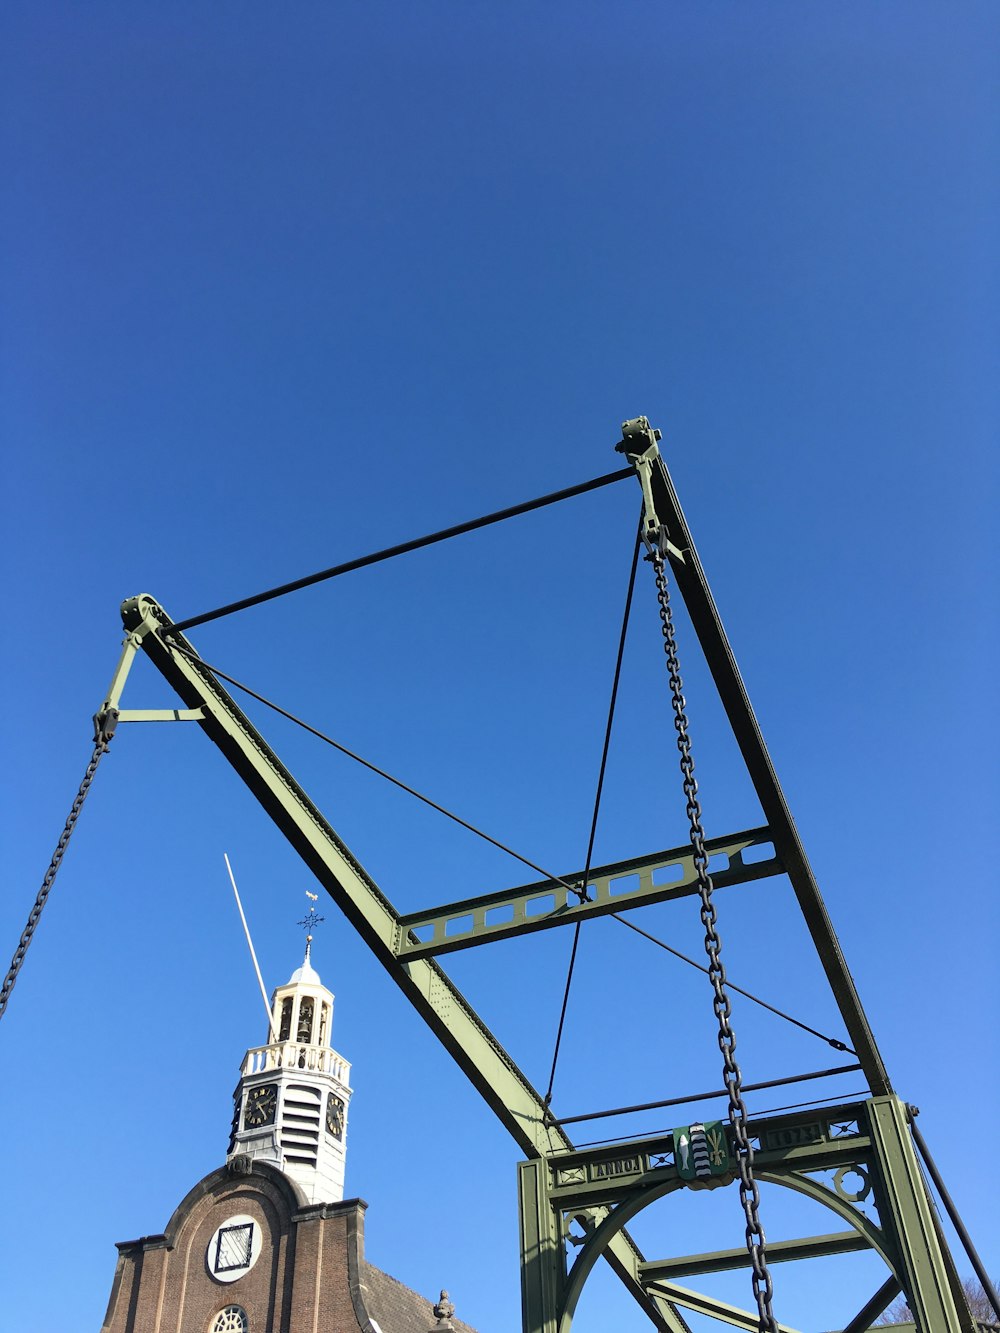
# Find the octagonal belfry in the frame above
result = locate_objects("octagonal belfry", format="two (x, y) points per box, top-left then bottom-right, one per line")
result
(228, 939), (352, 1205)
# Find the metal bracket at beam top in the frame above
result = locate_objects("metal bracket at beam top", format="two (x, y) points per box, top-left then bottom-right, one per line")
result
(615, 417), (685, 561)
(396, 828), (781, 960)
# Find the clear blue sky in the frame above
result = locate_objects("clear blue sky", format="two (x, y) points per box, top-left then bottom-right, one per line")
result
(1, 4), (996, 1330)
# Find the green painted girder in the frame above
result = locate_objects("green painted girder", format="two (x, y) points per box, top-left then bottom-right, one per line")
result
(841, 1276), (904, 1333)
(634, 442), (891, 1095)
(520, 1106), (871, 1333)
(117, 707), (205, 721)
(118, 595), (559, 1157)
(865, 1097), (967, 1332)
(543, 1111), (872, 1212)
(114, 596), (693, 1333)
(751, 1107), (874, 1175)
(396, 827), (781, 960)
(644, 1281), (804, 1333)
(639, 1231), (871, 1281)
(110, 429), (973, 1333)
(519, 1094), (968, 1333)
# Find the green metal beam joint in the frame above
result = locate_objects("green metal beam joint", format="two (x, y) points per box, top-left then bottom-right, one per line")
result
(519, 1096), (969, 1333)
(544, 1111), (872, 1211)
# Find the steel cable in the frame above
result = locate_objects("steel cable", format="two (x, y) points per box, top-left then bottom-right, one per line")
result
(165, 467), (633, 636)
(169, 640), (854, 1058)
(543, 518), (643, 1106)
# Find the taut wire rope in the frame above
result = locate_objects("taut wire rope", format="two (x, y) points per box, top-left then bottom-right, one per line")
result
(171, 641), (582, 897)
(169, 639), (854, 1056)
(543, 517), (643, 1106)
(164, 467), (633, 636)
(609, 914), (853, 1053)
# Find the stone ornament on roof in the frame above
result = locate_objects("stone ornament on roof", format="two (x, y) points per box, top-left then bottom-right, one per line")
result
(431, 1288), (456, 1329)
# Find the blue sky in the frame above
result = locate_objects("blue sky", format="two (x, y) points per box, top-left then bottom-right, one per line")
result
(1, 4), (997, 1330)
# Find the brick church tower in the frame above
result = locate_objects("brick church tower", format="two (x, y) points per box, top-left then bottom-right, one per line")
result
(100, 944), (478, 1333)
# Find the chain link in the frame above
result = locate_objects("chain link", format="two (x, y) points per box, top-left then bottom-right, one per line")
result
(647, 544), (778, 1332)
(0, 711), (117, 1024)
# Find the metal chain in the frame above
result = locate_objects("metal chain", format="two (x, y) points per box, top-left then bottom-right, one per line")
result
(647, 543), (778, 1332)
(0, 710), (118, 1024)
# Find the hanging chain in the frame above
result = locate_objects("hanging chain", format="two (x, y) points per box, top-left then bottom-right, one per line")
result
(647, 541), (778, 1332)
(0, 709), (118, 1024)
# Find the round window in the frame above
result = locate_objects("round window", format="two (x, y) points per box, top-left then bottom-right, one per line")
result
(205, 1214), (263, 1283)
(210, 1307), (248, 1333)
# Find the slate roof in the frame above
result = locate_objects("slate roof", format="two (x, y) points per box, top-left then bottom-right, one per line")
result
(362, 1261), (480, 1333)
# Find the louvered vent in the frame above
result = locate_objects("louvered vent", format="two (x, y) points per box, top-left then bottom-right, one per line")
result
(280, 1084), (320, 1165)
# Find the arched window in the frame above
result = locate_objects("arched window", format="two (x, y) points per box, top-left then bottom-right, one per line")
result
(278, 997), (292, 1042)
(210, 1307), (248, 1333)
(296, 996), (314, 1043)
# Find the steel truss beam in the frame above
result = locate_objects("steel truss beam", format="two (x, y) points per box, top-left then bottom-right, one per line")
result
(631, 439), (891, 1094)
(517, 1097), (967, 1333)
(109, 428), (979, 1332)
(645, 1283), (803, 1333)
(396, 828), (781, 960)
(841, 1277), (903, 1333)
(113, 595), (691, 1333)
(639, 1231), (871, 1281)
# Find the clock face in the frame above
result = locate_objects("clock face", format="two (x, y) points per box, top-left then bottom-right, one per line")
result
(243, 1083), (277, 1129)
(325, 1093), (345, 1140)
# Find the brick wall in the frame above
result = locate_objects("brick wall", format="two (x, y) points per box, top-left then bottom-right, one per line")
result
(100, 1161), (371, 1333)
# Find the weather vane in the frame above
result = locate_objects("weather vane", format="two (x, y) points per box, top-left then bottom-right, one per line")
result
(296, 888), (325, 940)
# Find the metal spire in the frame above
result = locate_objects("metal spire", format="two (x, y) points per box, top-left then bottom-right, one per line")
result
(296, 889), (325, 972)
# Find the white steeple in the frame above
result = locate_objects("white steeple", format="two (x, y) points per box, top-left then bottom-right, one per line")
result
(228, 938), (352, 1204)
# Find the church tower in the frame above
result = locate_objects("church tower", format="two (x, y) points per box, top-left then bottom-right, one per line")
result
(102, 932), (477, 1333)
(227, 938), (352, 1204)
